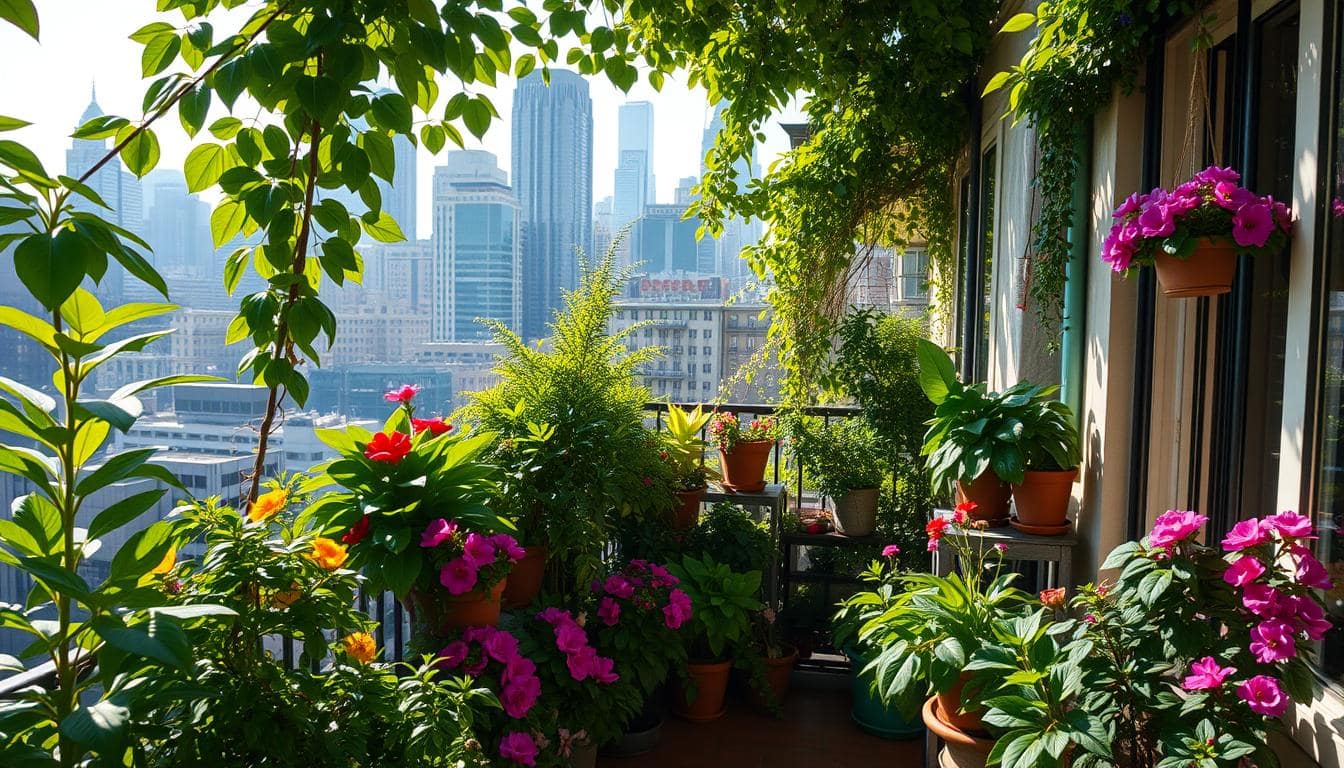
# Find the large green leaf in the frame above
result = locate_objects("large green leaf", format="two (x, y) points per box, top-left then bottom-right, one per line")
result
(87, 488), (165, 540)
(60, 697), (130, 753)
(361, 210), (406, 243)
(13, 232), (85, 311)
(0, 0), (39, 39)
(76, 447), (157, 496)
(184, 142), (229, 192)
(93, 617), (191, 669)
(19, 556), (96, 604)
(916, 339), (959, 405)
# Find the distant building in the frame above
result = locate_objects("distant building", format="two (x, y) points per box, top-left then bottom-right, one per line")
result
(416, 341), (507, 412)
(383, 132), (418, 241)
(512, 70), (593, 340)
(379, 240), (434, 316)
(593, 196), (615, 259)
(142, 170), (211, 276)
(308, 364), (453, 419)
(632, 203), (702, 274)
(699, 102), (762, 281)
(327, 304), (430, 365)
(432, 151), (521, 342)
(846, 245), (930, 317)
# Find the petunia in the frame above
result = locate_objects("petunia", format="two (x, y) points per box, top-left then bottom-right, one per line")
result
(1136, 195), (1176, 238)
(490, 533), (526, 562)
(440, 558), (478, 595)
(383, 384), (420, 403)
(592, 654), (620, 684)
(566, 645), (599, 681)
(502, 655), (536, 687)
(1223, 555), (1266, 587)
(462, 532), (497, 570)
(1182, 656), (1236, 691)
(554, 622), (588, 655)
(420, 518), (457, 548)
(1148, 510), (1208, 550)
(436, 640), (470, 670)
(1242, 583), (1282, 618)
(364, 431), (412, 463)
(1232, 202), (1275, 248)
(483, 628), (520, 663)
(501, 675), (541, 718)
(1221, 519), (1268, 551)
(499, 732), (539, 766)
(1237, 675), (1288, 718)
(1293, 549), (1334, 591)
(1284, 595), (1333, 641)
(1249, 619), (1297, 663)
(1193, 166), (1241, 186)
(604, 574), (636, 600)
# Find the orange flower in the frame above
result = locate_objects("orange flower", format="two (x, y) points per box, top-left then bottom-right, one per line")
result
(270, 583), (302, 609)
(1040, 587), (1068, 610)
(309, 537), (348, 570)
(343, 631), (377, 664)
(248, 489), (289, 522)
(151, 547), (176, 575)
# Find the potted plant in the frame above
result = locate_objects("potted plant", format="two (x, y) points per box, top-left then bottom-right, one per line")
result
(688, 501), (773, 578)
(660, 404), (717, 529)
(1102, 165), (1292, 297)
(708, 411), (779, 493)
(789, 416), (886, 537)
(742, 605), (798, 714)
(665, 554), (762, 721)
(1008, 393), (1081, 535)
(308, 388), (516, 644)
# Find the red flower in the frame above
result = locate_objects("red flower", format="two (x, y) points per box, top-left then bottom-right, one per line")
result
(925, 517), (950, 539)
(383, 384), (421, 403)
(342, 515), (371, 545)
(953, 501), (978, 525)
(364, 431), (412, 463)
(1039, 587), (1067, 610)
(411, 417), (453, 436)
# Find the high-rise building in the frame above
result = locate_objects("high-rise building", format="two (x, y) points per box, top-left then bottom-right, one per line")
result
(512, 70), (593, 340)
(143, 170), (211, 276)
(633, 203), (701, 274)
(432, 151), (521, 342)
(381, 133), (418, 240)
(699, 102), (762, 281)
(612, 102), (654, 268)
(593, 196), (614, 258)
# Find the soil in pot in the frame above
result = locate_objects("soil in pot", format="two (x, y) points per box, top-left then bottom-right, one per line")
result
(502, 545), (546, 608)
(832, 487), (879, 537)
(955, 471), (1011, 525)
(1154, 237), (1238, 298)
(934, 672), (986, 735)
(1011, 468), (1078, 531)
(923, 696), (994, 768)
(671, 659), (732, 722)
(669, 487), (706, 530)
(747, 646), (799, 711)
(404, 580), (506, 637)
(719, 440), (773, 493)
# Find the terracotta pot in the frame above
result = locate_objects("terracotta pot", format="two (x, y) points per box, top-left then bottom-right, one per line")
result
(923, 696), (994, 768)
(672, 659), (732, 722)
(719, 440), (773, 492)
(955, 471), (1011, 525)
(502, 545), (546, 608)
(1153, 237), (1238, 298)
(1011, 468), (1078, 530)
(669, 487), (706, 530)
(832, 487), (879, 537)
(748, 646), (798, 711)
(567, 741), (597, 768)
(934, 672), (986, 735)
(403, 580), (506, 637)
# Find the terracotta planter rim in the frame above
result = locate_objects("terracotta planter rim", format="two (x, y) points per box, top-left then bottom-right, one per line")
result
(922, 696), (994, 749)
(686, 657), (733, 669)
(1015, 467), (1079, 484)
(763, 645), (799, 666)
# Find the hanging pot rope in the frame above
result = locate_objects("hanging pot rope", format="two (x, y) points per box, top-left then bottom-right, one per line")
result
(1173, 18), (1221, 186)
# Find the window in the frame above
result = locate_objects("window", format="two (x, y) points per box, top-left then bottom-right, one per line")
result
(702, 381), (710, 392)
(704, 330), (712, 339)
(689, 329), (697, 339)
(703, 346), (711, 356)
(702, 363), (711, 374)
(689, 346), (697, 356)
(703, 311), (712, 321)
(901, 249), (929, 300)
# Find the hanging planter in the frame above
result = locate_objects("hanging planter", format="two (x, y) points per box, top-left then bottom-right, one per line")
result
(1102, 166), (1292, 299)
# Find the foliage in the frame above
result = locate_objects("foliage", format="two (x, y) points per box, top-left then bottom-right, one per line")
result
(466, 253), (670, 593)
(688, 502), (772, 578)
(707, 411), (779, 452)
(826, 309), (934, 461)
(985, 0), (1202, 332)
(788, 416), (886, 498)
(967, 510), (1330, 768)
(588, 560), (691, 701)
(666, 554), (761, 661)
(660, 404), (715, 490)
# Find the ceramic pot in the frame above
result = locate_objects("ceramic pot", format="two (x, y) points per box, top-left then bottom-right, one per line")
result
(502, 545), (547, 608)
(748, 646), (798, 711)
(669, 487), (706, 530)
(832, 487), (880, 537)
(719, 440), (773, 492)
(955, 471), (1011, 525)
(934, 672), (986, 735)
(846, 645), (923, 739)
(923, 696), (994, 768)
(567, 741), (597, 768)
(672, 659), (732, 722)
(1153, 237), (1238, 297)
(404, 580), (506, 637)
(1010, 468), (1077, 531)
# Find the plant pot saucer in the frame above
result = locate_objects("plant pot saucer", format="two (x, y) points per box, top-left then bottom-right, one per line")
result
(1010, 518), (1072, 536)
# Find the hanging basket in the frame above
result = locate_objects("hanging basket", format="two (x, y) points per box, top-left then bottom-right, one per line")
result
(1153, 237), (1238, 298)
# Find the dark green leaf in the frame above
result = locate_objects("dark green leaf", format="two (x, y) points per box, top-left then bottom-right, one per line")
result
(14, 232), (84, 311)
(0, 0), (39, 39)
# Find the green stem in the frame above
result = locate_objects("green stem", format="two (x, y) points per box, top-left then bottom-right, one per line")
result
(51, 308), (80, 768)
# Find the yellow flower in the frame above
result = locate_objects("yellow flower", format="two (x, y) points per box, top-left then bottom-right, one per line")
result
(342, 632), (377, 664)
(270, 583), (302, 609)
(248, 489), (289, 523)
(151, 547), (176, 575)
(309, 537), (348, 570)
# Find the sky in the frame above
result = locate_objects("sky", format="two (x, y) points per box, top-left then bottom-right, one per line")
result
(0, 1), (799, 241)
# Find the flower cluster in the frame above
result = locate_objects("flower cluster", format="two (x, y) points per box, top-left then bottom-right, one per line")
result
(594, 560), (691, 631)
(498, 732), (538, 767)
(536, 608), (619, 683)
(1102, 166), (1292, 273)
(438, 625), (541, 720)
(707, 412), (779, 451)
(421, 518), (523, 595)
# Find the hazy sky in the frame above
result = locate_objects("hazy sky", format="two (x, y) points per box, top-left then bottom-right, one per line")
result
(0, 1), (798, 240)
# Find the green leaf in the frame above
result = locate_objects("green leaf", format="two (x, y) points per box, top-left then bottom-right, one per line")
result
(118, 127), (160, 178)
(0, 139), (50, 182)
(295, 75), (339, 122)
(60, 697), (130, 753)
(178, 85), (210, 137)
(111, 374), (221, 401)
(462, 98), (491, 139)
(94, 617), (191, 669)
(982, 70), (1011, 96)
(210, 199), (247, 247)
(20, 556), (96, 603)
(140, 32), (181, 77)
(76, 397), (144, 433)
(208, 116), (243, 140)
(1000, 12), (1036, 34)
(107, 519), (175, 583)
(87, 489), (165, 540)
(76, 447), (157, 496)
(361, 130), (395, 183)
(14, 232), (84, 311)
(916, 339), (958, 405)
(150, 604), (237, 621)
(0, 0), (39, 39)
(370, 93), (413, 134)
(184, 143), (229, 193)
(0, 115), (30, 132)
(73, 115), (129, 140)
(361, 210), (406, 243)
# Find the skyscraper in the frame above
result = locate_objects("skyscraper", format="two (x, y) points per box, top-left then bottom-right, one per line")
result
(143, 170), (211, 276)
(380, 133), (418, 240)
(511, 70), (593, 340)
(612, 101), (654, 230)
(431, 151), (521, 342)
(699, 102), (762, 280)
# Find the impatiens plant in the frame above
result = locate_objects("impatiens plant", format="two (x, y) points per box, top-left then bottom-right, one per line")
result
(1102, 166), (1293, 274)
(423, 519), (523, 597)
(587, 560), (692, 696)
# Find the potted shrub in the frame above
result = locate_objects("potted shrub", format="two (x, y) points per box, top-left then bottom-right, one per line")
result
(1102, 165), (1292, 297)
(1009, 393), (1081, 535)
(708, 412), (779, 493)
(688, 501), (773, 577)
(309, 389), (517, 644)
(665, 554), (762, 721)
(789, 416), (886, 537)
(742, 606), (798, 715)
(660, 404), (717, 529)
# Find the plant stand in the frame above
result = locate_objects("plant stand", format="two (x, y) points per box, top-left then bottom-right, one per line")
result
(779, 527), (886, 673)
(706, 483), (787, 605)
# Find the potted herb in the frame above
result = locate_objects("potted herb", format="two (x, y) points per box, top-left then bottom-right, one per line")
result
(789, 416), (886, 537)
(688, 501), (773, 577)
(1009, 392), (1081, 534)
(665, 554), (762, 721)
(1102, 165), (1292, 297)
(661, 404), (716, 529)
(708, 412), (779, 493)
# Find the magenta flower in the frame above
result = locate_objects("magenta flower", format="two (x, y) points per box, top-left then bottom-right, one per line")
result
(461, 532), (497, 570)
(439, 557), (478, 595)
(882, 544), (901, 558)
(1137, 196), (1176, 238)
(1263, 511), (1315, 539)
(1270, 197), (1293, 232)
(490, 533), (526, 562)
(1223, 555), (1266, 587)
(1182, 657), (1237, 691)
(1148, 509), (1208, 549)
(1285, 595), (1333, 641)
(604, 574), (636, 599)
(436, 640), (469, 670)
(1213, 181), (1253, 211)
(1293, 549), (1334, 590)
(592, 654), (620, 684)
(554, 622), (588, 655)
(597, 597), (621, 627)
(484, 629), (520, 663)
(1249, 619), (1297, 663)
(502, 654), (536, 686)
(1232, 202), (1274, 247)
(1194, 165), (1241, 186)
(1237, 675), (1288, 718)
(994, 543), (1008, 554)
(499, 732), (539, 766)
(1221, 519), (1268, 551)
(566, 645), (599, 681)
(420, 518), (457, 548)
(1113, 191), (1148, 219)
(1242, 583), (1283, 618)
(664, 588), (693, 630)
(383, 384), (421, 403)
(501, 675), (541, 718)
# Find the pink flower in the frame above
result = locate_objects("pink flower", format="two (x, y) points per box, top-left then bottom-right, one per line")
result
(1194, 166), (1241, 186)
(597, 597), (621, 627)
(1233, 202), (1274, 247)
(604, 575), (636, 599)
(926, 538), (940, 553)
(1223, 555), (1266, 587)
(554, 622), (588, 655)
(664, 589), (693, 629)
(1284, 595), (1333, 641)
(1182, 657), (1237, 691)
(1148, 510), (1207, 550)
(1237, 675), (1288, 718)
(1293, 548), (1334, 590)
(1263, 511), (1315, 539)
(411, 416), (453, 435)
(881, 544), (901, 558)
(566, 645), (599, 681)
(1272, 198), (1293, 232)
(499, 732), (538, 766)
(1242, 583), (1283, 618)
(462, 532), (497, 569)
(501, 675), (541, 718)
(384, 384), (420, 403)
(1213, 181), (1254, 211)
(436, 640), (469, 669)
(1113, 191), (1148, 219)
(994, 543), (1008, 554)
(1249, 619), (1297, 663)
(439, 558), (478, 595)
(1137, 195), (1176, 238)
(484, 629), (520, 663)
(502, 655), (536, 686)
(1083, 613), (1098, 624)
(592, 654), (619, 684)
(490, 533), (525, 562)
(1222, 519), (1268, 551)
(420, 518), (457, 548)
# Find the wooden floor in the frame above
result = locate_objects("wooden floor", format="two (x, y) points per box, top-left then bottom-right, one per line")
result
(599, 671), (926, 768)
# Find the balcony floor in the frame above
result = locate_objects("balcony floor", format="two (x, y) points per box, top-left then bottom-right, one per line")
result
(598, 671), (925, 768)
